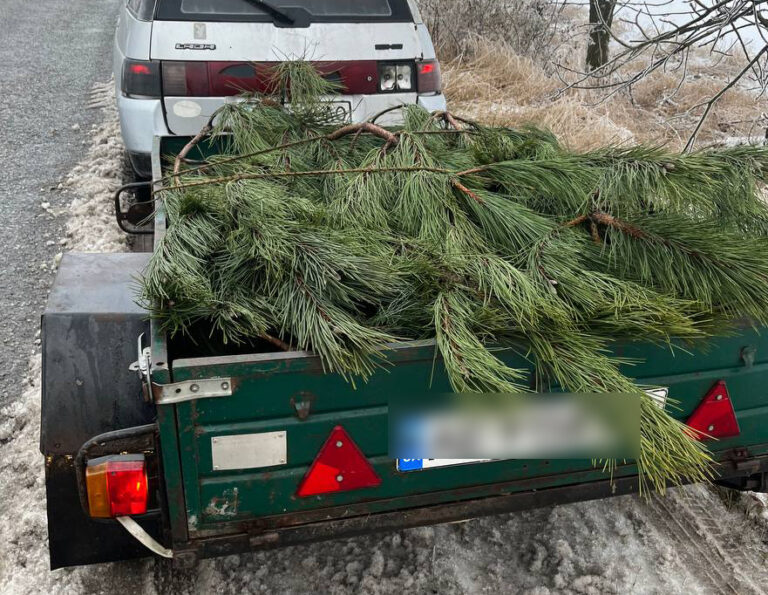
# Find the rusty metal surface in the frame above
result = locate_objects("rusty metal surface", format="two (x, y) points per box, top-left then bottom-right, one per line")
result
(185, 443), (768, 541)
(167, 328), (768, 535)
(179, 451), (768, 563)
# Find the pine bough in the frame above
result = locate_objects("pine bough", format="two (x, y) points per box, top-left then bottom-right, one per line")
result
(143, 63), (768, 492)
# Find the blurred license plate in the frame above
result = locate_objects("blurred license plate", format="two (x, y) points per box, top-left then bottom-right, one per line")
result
(397, 458), (491, 472)
(266, 100), (352, 122)
(319, 100), (352, 122)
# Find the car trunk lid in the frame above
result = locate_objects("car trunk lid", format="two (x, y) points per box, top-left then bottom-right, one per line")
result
(151, 21), (422, 133)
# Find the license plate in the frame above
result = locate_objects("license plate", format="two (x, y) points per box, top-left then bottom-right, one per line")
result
(229, 98), (352, 123)
(317, 100), (352, 123)
(397, 458), (492, 472)
(394, 389), (667, 473)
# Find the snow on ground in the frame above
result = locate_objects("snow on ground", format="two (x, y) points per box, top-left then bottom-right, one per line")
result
(176, 485), (768, 594)
(2, 80), (768, 595)
(0, 355), (156, 595)
(59, 80), (127, 254)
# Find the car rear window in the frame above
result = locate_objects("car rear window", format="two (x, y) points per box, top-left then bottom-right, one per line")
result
(127, 0), (157, 20)
(157, 0), (411, 21)
(182, 0), (391, 17)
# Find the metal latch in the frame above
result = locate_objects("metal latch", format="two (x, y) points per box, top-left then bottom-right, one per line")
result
(741, 346), (757, 368)
(129, 333), (234, 405)
(129, 333), (153, 402)
(153, 378), (233, 405)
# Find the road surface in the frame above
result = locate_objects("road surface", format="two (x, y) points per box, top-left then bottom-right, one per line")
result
(0, 0), (119, 405)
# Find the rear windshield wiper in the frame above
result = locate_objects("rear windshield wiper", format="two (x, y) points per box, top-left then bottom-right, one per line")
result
(241, 0), (295, 25)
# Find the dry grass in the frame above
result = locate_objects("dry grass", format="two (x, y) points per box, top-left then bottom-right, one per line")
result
(444, 48), (557, 105)
(441, 37), (768, 151)
(418, 0), (565, 62)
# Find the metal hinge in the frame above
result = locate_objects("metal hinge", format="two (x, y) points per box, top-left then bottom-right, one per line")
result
(152, 378), (233, 405)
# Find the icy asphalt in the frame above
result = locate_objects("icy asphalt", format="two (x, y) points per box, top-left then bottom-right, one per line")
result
(0, 0), (119, 406)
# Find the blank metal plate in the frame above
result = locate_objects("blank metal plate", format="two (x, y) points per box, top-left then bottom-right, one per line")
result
(211, 431), (287, 471)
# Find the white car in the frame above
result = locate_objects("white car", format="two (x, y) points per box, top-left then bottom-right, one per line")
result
(114, 0), (446, 178)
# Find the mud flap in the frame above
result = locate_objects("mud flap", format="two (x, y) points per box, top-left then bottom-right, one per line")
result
(46, 457), (164, 569)
(42, 253), (164, 568)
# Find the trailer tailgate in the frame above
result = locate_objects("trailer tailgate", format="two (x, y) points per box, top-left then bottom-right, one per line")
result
(165, 330), (768, 537)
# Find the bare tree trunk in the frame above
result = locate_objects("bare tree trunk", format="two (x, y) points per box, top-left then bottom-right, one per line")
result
(586, 0), (615, 71)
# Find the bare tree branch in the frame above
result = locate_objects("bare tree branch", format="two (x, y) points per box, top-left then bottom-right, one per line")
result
(554, 0), (768, 145)
(684, 43), (768, 150)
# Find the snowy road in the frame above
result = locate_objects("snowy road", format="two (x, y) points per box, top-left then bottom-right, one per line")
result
(2, 2), (768, 594)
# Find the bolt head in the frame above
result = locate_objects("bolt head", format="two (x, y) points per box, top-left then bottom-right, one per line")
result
(221, 381), (230, 390)
(336, 440), (343, 448)
(708, 424), (715, 432)
(336, 474), (344, 482)
(190, 383), (200, 393)
(716, 394), (723, 401)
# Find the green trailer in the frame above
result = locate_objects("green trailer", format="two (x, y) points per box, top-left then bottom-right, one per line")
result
(40, 136), (768, 569)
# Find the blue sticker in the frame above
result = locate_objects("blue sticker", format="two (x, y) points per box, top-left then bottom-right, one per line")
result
(397, 458), (424, 472)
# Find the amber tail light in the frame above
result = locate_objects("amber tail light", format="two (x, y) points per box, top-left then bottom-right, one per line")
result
(85, 454), (148, 518)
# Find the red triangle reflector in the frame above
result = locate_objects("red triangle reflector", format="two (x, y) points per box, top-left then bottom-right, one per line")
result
(297, 426), (381, 497)
(686, 380), (740, 440)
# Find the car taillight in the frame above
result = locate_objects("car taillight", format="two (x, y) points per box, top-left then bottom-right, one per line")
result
(378, 62), (415, 93)
(151, 60), (434, 98)
(417, 60), (441, 94)
(162, 61), (210, 96)
(85, 454), (148, 518)
(122, 59), (161, 98)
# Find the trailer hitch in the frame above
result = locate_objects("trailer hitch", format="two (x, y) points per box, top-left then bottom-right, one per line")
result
(114, 181), (154, 235)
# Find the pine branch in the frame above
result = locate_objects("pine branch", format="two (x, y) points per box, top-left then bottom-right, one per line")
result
(142, 60), (768, 493)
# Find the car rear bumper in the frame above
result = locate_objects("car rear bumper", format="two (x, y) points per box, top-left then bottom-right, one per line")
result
(117, 95), (170, 176)
(417, 93), (448, 112)
(161, 93), (448, 136)
(117, 92), (447, 177)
